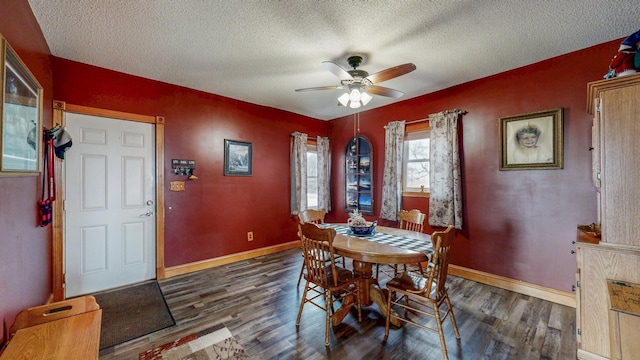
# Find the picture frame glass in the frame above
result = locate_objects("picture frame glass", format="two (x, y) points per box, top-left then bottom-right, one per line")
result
(224, 139), (252, 176)
(499, 108), (563, 170)
(1, 38), (42, 175)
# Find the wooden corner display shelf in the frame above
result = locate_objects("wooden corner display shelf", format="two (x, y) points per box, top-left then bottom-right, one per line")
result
(345, 135), (373, 215)
(577, 72), (640, 360)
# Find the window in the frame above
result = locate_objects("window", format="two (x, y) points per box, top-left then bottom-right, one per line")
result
(306, 143), (318, 208)
(403, 129), (430, 194)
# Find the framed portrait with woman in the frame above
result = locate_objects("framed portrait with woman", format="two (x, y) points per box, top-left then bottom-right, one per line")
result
(499, 108), (563, 170)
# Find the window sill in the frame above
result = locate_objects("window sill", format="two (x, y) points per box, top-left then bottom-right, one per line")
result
(402, 191), (430, 198)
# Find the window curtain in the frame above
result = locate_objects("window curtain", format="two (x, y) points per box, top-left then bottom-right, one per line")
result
(290, 132), (307, 214)
(379, 120), (406, 220)
(317, 136), (331, 211)
(428, 110), (463, 229)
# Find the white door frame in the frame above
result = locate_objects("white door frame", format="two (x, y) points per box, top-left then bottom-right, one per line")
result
(51, 101), (166, 300)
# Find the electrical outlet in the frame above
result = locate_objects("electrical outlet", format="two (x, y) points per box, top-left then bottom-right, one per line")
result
(247, 231), (253, 241)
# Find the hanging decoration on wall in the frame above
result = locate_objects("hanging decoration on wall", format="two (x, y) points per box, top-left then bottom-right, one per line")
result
(172, 159), (197, 179)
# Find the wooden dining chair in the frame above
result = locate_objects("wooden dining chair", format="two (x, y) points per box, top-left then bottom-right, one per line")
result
(296, 222), (362, 346)
(384, 226), (460, 359)
(9, 295), (101, 336)
(296, 209), (346, 286)
(377, 209), (426, 278)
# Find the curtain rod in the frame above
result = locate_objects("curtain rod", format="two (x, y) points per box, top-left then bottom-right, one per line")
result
(290, 133), (319, 141)
(405, 109), (468, 124)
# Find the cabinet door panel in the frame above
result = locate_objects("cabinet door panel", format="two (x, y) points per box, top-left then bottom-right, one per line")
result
(600, 83), (640, 246)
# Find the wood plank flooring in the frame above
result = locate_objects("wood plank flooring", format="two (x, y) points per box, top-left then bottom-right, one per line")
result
(98, 248), (576, 359)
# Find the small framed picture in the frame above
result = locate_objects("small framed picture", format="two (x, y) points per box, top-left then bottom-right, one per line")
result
(499, 108), (563, 170)
(224, 139), (252, 176)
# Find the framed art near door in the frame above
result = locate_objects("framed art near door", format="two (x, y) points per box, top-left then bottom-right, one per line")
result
(224, 139), (252, 176)
(0, 35), (43, 176)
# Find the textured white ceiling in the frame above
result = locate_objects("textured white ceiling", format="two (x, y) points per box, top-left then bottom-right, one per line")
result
(27, 0), (640, 120)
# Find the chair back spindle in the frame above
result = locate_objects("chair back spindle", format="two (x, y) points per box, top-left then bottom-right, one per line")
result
(399, 209), (425, 233)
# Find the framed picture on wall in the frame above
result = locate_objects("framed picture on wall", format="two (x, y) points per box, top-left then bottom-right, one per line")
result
(499, 108), (563, 170)
(224, 139), (252, 176)
(0, 35), (43, 176)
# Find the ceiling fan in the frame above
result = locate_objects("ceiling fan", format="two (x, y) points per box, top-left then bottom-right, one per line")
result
(295, 55), (416, 108)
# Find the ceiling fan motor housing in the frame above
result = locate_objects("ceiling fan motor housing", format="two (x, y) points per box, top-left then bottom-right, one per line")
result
(347, 55), (364, 68)
(348, 69), (369, 79)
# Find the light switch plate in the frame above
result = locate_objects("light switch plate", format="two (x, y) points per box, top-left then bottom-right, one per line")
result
(170, 181), (185, 191)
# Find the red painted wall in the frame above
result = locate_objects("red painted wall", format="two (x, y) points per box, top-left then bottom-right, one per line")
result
(0, 0), (54, 343)
(51, 59), (330, 267)
(328, 40), (621, 292)
(0, 5), (627, 338)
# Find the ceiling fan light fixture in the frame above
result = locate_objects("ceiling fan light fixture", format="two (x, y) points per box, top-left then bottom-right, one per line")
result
(349, 101), (361, 109)
(360, 92), (372, 106)
(349, 88), (361, 102)
(338, 93), (350, 107)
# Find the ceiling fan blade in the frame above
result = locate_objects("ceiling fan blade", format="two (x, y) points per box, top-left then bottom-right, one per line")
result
(367, 85), (404, 98)
(322, 61), (353, 81)
(366, 63), (416, 84)
(295, 85), (343, 92)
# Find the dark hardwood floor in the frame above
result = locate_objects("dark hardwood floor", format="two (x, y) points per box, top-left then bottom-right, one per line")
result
(99, 248), (576, 359)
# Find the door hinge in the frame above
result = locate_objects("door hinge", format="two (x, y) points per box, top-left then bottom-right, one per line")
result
(63, 200), (67, 211)
(576, 280), (581, 288)
(595, 104), (600, 113)
(577, 328), (581, 336)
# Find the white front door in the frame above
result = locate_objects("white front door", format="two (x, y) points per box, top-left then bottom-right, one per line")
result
(64, 113), (156, 297)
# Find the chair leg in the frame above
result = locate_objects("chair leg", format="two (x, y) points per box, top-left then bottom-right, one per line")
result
(444, 294), (460, 339)
(324, 291), (332, 346)
(384, 289), (393, 338)
(296, 281), (310, 326)
(355, 284), (362, 323)
(297, 262), (306, 287)
(432, 302), (449, 360)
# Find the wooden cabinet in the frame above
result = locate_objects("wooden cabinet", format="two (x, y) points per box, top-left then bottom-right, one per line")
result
(345, 135), (373, 215)
(588, 73), (640, 247)
(577, 73), (640, 360)
(576, 239), (640, 359)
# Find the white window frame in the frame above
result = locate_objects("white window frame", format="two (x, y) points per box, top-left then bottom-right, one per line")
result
(402, 129), (430, 196)
(306, 143), (319, 209)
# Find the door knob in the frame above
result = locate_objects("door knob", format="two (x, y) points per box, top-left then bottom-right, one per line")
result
(139, 211), (153, 217)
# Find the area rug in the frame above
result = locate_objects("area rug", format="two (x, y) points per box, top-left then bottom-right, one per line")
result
(93, 280), (175, 349)
(139, 324), (248, 359)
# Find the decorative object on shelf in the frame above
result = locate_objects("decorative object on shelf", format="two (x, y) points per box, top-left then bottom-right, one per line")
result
(295, 55), (416, 109)
(604, 28), (640, 79)
(224, 139), (252, 176)
(0, 35), (43, 176)
(499, 108), (563, 171)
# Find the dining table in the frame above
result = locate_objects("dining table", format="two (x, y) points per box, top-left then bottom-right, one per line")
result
(322, 223), (434, 326)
